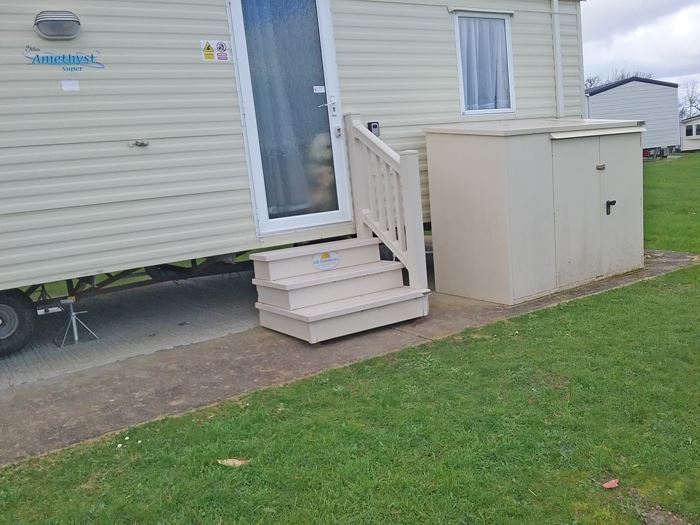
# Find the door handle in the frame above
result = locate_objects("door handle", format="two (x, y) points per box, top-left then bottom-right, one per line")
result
(596, 163), (607, 171)
(606, 200), (617, 215)
(318, 96), (337, 116)
(129, 140), (149, 148)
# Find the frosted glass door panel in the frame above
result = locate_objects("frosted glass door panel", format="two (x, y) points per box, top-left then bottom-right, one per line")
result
(241, 0), (339, 219)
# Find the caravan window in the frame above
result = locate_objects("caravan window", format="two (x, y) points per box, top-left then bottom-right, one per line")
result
(687, 125), (694, 137)
(696, 124), (700, 135)
(455, 12), (515, 115)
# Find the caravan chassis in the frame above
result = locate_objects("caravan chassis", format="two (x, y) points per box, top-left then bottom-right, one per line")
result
(30, 256), (254, 308)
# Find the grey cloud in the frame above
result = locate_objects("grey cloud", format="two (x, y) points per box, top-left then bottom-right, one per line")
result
(582, 0), (700, 83)
(581, 0), (694, 43)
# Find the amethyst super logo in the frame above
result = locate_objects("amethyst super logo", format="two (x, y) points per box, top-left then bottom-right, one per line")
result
(24, 46), (105, 72)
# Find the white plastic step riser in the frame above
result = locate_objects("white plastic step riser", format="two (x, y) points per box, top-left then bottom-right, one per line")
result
(256, 269), (404, 310)
(253, 244), (380, 281)
(259, 296), (429, 344)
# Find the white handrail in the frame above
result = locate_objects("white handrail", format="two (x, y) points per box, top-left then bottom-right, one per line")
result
(344, 113), (428, 290)
(352, 125), (400, 171)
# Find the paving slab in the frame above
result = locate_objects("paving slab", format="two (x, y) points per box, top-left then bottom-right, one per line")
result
(0, 250), (697, 466)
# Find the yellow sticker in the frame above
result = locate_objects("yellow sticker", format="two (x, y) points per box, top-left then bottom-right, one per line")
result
(202, 41), (215, 61)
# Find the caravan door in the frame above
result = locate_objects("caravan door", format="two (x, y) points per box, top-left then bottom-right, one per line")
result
(230, 0), (351, 235)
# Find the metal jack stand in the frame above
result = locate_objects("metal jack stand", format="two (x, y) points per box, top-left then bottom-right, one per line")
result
(54, 298), (99, 348)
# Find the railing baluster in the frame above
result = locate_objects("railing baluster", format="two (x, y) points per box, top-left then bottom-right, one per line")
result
(384, 163), (397, 241)
(378, 159), (387, 232)
(374, 153), (387, 230)
(365, 144), (378, 223)
(393, 170), (406, 252)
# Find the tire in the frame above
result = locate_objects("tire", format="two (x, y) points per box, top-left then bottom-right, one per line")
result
(0, 289), (38, 358)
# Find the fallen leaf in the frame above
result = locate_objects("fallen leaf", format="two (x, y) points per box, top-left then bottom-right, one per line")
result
(602, 479), (619, 489)
(217, 458), (250, 468)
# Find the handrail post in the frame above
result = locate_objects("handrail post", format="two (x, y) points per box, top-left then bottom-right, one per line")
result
(344, 113), (372, 239)
(399, 150), (428, 290)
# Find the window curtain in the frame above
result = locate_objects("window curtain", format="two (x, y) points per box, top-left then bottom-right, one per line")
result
(458, 17), (511, 111)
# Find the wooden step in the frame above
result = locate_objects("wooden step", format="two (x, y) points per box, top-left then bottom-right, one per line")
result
(253, 261), (405, 310)
(256, 287), (430, 343)
(250, 238), (381, 281)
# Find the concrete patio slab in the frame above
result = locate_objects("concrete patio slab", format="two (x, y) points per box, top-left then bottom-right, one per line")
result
(0, 250), (697, 466)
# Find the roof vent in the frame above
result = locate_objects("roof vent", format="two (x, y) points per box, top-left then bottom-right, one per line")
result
(34, 11), (81, 40)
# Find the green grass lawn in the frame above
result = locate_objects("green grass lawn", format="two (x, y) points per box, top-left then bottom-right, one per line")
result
(1, 156), (698, 524)
(1, 267), (698, 524)
(644, 153), (700, 253)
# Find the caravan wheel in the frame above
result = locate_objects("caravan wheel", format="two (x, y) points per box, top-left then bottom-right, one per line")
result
(0, 290), (37, 357)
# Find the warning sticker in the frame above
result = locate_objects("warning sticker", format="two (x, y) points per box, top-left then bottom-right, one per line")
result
(201, 40), (231, 62)
(202, 41), (215, 61)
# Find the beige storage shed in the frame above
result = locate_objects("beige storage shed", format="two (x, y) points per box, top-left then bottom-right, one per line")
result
(426, 119), (645, 305)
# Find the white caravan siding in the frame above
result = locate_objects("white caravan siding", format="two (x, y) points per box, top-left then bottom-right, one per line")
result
(586, 81), (680, 149)
(332, 0), (585, 215)
(0, 0), (256, 291)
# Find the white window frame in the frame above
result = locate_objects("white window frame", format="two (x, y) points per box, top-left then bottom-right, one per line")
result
(453, 11), (516, 116)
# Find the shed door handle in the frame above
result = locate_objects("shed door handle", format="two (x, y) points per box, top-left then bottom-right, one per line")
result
(596, 163), (607, 171)
(130, 140), (149, 148)
(606, 200), (617, 215)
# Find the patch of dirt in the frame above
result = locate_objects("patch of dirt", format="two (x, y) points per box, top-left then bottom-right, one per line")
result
(467, 333), (493, 340)
(643, 506), (691, 525)
(613, 489), (692, 525)
(76, 476), (98, 491)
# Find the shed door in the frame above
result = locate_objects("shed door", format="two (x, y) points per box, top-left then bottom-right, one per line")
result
(553, 137), (603, 287)
(230, 0), (351, 235)
(599, 133), (644, 275)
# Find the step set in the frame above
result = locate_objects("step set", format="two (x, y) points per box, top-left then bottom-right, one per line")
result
(250, 238), (430, 343)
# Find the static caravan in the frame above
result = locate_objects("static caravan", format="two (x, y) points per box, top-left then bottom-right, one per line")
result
(585, 77), (680, 156)
(681, 116), (700, 152)
(1, 0), (628, 354)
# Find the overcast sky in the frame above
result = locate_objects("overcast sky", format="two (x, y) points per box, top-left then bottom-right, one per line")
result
(581, 0), (700, 88)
